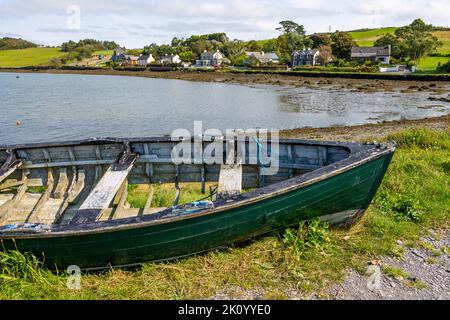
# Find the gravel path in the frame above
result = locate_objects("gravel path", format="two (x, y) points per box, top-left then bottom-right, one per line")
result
(209, 230), (449, 300)
(323, 230), (450, 300)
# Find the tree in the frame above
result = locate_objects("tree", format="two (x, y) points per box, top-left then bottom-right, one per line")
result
(276, 21), (306, 34)
(261, 39), (279, 53)
(179, 50), (196, 63)
(246, 40), (262, 52)
(309, 34), (331, 49)
(330, 31), (354, 60)
(316, 45), (333, 65)
(142, 43), (176, 59)
(276, 21), (312, 63)
(222, 40), (246, 60)
(190, 40), (214, 56)
(207, 33), (229, 44)
(437, 60), (450, 73)
(374, 34), (405, 59)
(394, 18), (442, 60)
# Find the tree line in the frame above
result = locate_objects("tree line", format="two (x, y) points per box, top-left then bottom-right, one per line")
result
(136, 18), (442, 66)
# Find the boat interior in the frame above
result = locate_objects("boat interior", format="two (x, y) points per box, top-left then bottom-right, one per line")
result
(0, 137), (360, 229)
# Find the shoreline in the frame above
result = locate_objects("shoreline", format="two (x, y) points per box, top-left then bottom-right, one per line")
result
(280, 114), (449, 141)
(2, 68), (450, 92)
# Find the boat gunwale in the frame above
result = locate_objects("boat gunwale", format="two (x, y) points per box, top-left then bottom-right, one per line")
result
(0, 136), (363, 153)
(0, 138), (396, 239)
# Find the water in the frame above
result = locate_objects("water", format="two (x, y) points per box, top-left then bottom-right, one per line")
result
(1, 72), (449, 145)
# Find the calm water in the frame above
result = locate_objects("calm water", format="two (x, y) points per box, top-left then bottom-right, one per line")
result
(1, 72), (449, 145)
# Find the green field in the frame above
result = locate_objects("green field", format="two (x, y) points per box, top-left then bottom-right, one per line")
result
(433, 31), (450, 54)
(416, 56), (450, 72)
(350, 28), (450, 54)
(0, 47), (66, 67)
(93, 50), (114, 57)
(350, 27), (397, 46)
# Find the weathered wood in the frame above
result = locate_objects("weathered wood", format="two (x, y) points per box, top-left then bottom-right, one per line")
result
(53, 169), (79, 223)
(26, 169), (54, 223)
(201, 165), (206, 194)
(218, 164), (242, 198)
(95, 146), (102, 181)
(173, 165), (180, 206)
(70, 151), (138, 224)
(0, 180), (24, 191)
(0, 170), (29, 224)
(287, 145), (294, 179)
(67, 170), (86, 203)
(52, 168), (69, 199)
(144, 185), (154, 211)
(0, 150), (24, 184)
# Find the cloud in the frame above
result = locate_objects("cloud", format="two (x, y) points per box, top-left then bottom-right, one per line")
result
(0, 32), (23, 38)
(0, 0), (448, 48)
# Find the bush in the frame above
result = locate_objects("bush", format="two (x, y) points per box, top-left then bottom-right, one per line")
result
(281, 219), (333, 257)
(437, 60), (450, 73)
(292, 65), (378, 73)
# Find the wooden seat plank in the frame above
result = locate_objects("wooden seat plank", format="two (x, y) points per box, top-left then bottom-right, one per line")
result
(217, 164), (242, 198)
(70, 152), (138, 224)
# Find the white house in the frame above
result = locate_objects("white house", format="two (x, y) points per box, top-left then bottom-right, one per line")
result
(159, 54), (182, 64)
(292, 48), (321, 67)
(137, 54), (155, 66)
(196, 50), (224, 67)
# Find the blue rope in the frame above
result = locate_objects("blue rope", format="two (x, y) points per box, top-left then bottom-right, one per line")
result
(252, 136), (266, 188)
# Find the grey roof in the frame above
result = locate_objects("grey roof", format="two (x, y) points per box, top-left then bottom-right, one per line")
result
(246, 52), (279, 61)
(114, 47), (126, 55)
(351, 46), (390, 58)
(138, 55), (151, 61)
(124, 55), (139, 61)
(292, 49), (319, 56)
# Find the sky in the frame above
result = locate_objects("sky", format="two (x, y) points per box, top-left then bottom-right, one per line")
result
(1, 0), (449, 48)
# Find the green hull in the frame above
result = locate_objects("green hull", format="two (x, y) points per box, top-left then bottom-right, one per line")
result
(1, 151), (393, 270)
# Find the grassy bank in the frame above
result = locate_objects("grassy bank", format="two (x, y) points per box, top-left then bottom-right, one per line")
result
(0, 48), (65, 67)
(0, 128), (449, 300)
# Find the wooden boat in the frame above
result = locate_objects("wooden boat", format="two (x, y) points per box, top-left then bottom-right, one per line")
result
(0, 137), (396, 270)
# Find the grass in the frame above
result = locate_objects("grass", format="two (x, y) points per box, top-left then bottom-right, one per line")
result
(416, 56), (450, 72)
(350, 27), (397, 46)
(0, 128), (448, 299)
(382, 265), (409, 279)
(0, 47), (66, 67)
(433, 31), (450, 55)
(93, 50), (114, 57)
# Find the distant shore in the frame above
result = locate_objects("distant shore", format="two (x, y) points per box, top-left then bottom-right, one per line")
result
(2, 67), (450, 94)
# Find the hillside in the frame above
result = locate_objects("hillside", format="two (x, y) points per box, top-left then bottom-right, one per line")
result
(0, 37), (37, 50)
(0, 47), (66, 67)
(348, 27), (450, 72)
(349, 28), (450, 55)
